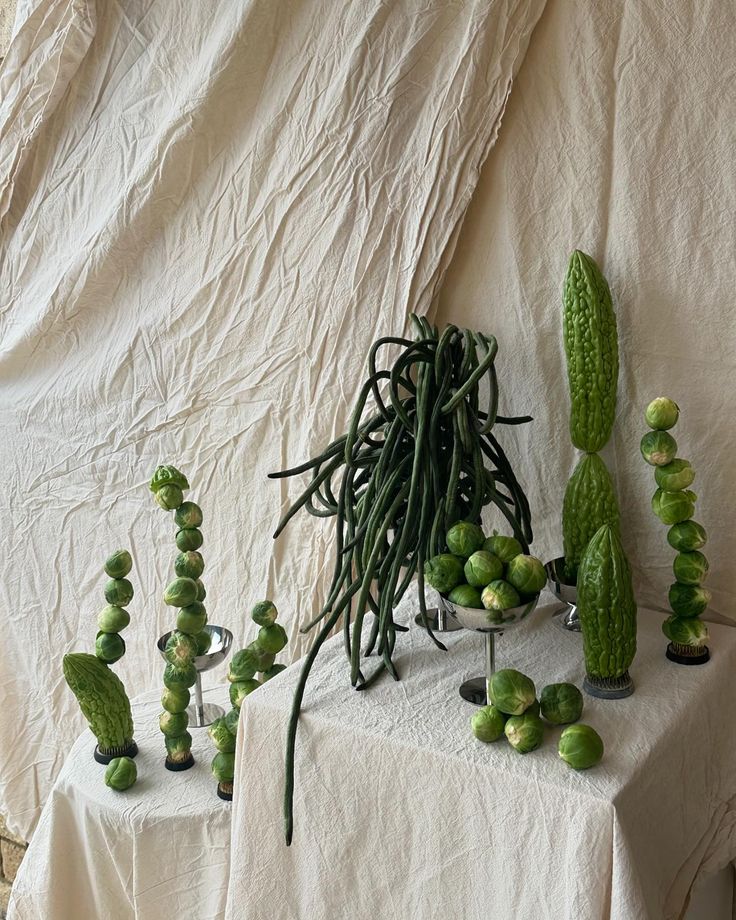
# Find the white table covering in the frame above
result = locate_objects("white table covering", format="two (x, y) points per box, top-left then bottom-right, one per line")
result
(8, 686), (233, 920)
(227, 594), (736, 920)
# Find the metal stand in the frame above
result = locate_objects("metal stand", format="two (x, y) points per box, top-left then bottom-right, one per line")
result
(217, 782), (233, 802)
(93, 740), (138, 765)
(551, 603), (580, 632)
(187, 671), (225, 728)
(666, 642), (710, 666)
(583, 671), (634, 700)
(414, 605), (463, 632)
(459, 632), (497, 705)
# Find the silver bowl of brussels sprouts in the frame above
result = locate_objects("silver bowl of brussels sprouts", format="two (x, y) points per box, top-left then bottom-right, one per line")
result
(157, 625), (233, 727)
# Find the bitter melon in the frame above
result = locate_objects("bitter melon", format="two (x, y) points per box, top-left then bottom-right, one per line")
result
(63, 653), (134, 751)
(562, 452), (620, 582)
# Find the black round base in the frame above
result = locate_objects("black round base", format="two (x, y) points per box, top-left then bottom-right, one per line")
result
(666, 643), (710, 666)
(583, 673), (634, 700)
(459, 676), (487, 705)
(94, 740), (138, 765)
(165, 753), (195, 772)
(217, 783), (233, 801)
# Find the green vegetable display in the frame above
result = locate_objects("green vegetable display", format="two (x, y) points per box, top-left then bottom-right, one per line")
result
(174, 501), (203, 529)
(176, 603), (208, 635)
(424, 555), (465, 594)
(505, 555), (546, 595)
(640, 430), (677, 467)
(176, 528), (204, 551)
(104, 756), (137, 791)
(63, 653), (135, 753)
(483, 533), (522, 564)
(95, 632), (125, 664)
(165, 732), (193, 765)
(464, 551), (503, 588)
(164, 631), (198, 667)
(174, 551), (205, 579)
(162, 686), (190, 714)
(488, 669), (536, 716)
(645, 397), (679, 430)
(667, 521), (707, 552)
(446, 522), (486, 559)
(448, 584), (483, 608)
(504, 713), (544, 753)
(470, 705), (506, 743)
(668, 583), (711, 619)
(208, 718), (236, 753)
(673, 551), (709, 586)
(104, 550), (133, 580)
(652, 489), (696, 525)
(251, 601), (278, 626)
(662, 616), (709, 648)
(163, 577), (198, 608)
(654, 458), (694, 491)
(540, 683), (584, 725)
(159, 711), (189, 737)
(97, 605), (130, 633)
(558, 724), (604, 770)
(481, 580), (520, 612)
(562, 452), (620, 583)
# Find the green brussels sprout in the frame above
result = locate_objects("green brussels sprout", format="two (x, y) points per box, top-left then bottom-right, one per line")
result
(446, 522), (486, 558)
(504, 712), (544, 753)
(481, 580), (521, 612)
(165, 731), (192, 763)
(211, 751), (235, 783)
(655, 459), (694, 492)
(258, 623), (288, 655)
(163, 577), (198, 607)
(224, 707), (240, 736)
(228, 647), (259, 682)
(155, 484), (184, 510)
(424, 554), (465, 594)
(174, 501), (203, 529)
(195, 579), (207, 601)
(470, 704), (506, 742)
(104, 756), (137, 791)
(176, 603), (207, 635)
(526, 699), (540, 717)
(667, 521), (707, 552)
(505, 555), (546, 595)
(104, 549), (132, 579)
(668, 582), (711, 618)
(488, 669), (536, 715)
(673, 551), (709, 586)
(558, 724), (604, 769)
(163, 662), (197, 690)
(105, 578), (134, 607)
(176, 528), (203, 552)
(483, 534), (523, 564)
(662, 615), (708, 647)
(95, 632), (125, 664)
(97, 604), (130, 634)
(447, 584), (483, 608)
(230, 679), (260, 708)
(261, 663), (287, 682)
(149, 465), (190, 494)
(159, 710), (189, 736)
(161, 686), (190, 713)
(464, 551), (503, 588)
(540, 683), (583, 725)
(194, 629), (212, 655)
(251, 600), (278, 626)
(249, 643), (275, 673)
(654, 489), (696, 525)
(640, 430), (677, 466)
(164, 631), (199, 668)
(174, 551), (205, 580)
(208, 718), (236, 753)
(645, 397), (679, 431)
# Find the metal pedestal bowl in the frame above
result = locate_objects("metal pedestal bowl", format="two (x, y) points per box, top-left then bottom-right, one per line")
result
(545, 557), (580, 632)
(441, 593), (540, 705)
(413, 604), (463, 633)
(157, 624), (233, 727)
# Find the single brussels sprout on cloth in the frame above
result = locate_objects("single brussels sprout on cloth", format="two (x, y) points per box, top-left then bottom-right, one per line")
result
(162, 686), (190, 713)
(212, 751), (236, 783)
(174, 551), (205, 580)
(655, 459), (694, 492)
(464, 551), (503, 588)
(224, 707), (240, 735)
(155, 484), (184, 511)
(504, 713), (544, 754)
(645, 397), (679, 431)
(505, 555), (546, 595)
(483, 533), (523, 564)
(163, 577), (198, 607)
(159, 710), (189, 737)
(471, 705), (506, 743)
(653, 489), (696, 526)
(165, 731), (193, 763)
(251, 600), (278, 626)
(446, 522), (486, 558)
(163, 662), (197, 690)
(104, 549), (133, 579)
(97, 604), (130, 634)
(195, 578), (207, 601)
(673, 551), (709, 586)
(95, 632), (125, 664)
(558, 724), (604, 770)
(668, 583), (711, 618)
(228, 647), (260, 682)
(174, 501), (203, 529)
(176, 528), (203, 552)
(104, 578), (134, 607)
(667, 521), (707, 553)
(208, 718), (236, 753)
(488, 669), (536, 716)
(540, 683), (584, 725)
(424, 554), (465, 594)
(481, 580), (520, 612)
(149, 464), (190, 494)
(194, 629), (212, 655)
(640, 430), (677, 466)
(177, 603), (207, 635)
(104, 756), (137, 791)
(230, 679), (261, 708)
(447, 584), (483, 608)
(165, 631), (199, 668)
(258, 623), (288, 655)
(261, 663), (287, 682)
(662, 615), (709, 647)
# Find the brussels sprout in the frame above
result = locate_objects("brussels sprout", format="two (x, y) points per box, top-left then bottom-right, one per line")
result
(526, 699), (540, 717)
(251, 600), (278, 626)
(97, 604), (130, 634)
(105, 578), (134, 607)
(645, 397), (679, 431)
(504, 713), (544, 753)
(159, 710), (189, 736)
(211, 751), (235, 783)
(174, 551), (205, 579)
(208, 718), (236, 753)
(258, 623), (288, 655)
(481, 580), (521, 612)
(230, 679), (260, 708)
(640, 430), (677, 466)
(447, 584), (483, 608)
(558, 724), (604, 770)
(228, 647), (259, 682)
(163, 577), (198, 607)
(104, 756), (137, 791)
(261, 663), (287, 682)
(163, 662), (197, 690)
(249, 643), (275, 673)
(165, 731), (192, 763)
(161, 685), (190, 713)
(505, 555), (546, 595)
(224, 707), (240, 735)
(164, 631), (198, 668)
(673, 551), (709, 586)
(149, 465), (190, 494)
(667, 521), (707, 552)
(662, 615), (709, 647)
(195, 579), (207, 601)
(540, 683), (583, 725)
(654, 490), (696, 525)
(424, 554), (465, 594)
(155, 484), (184, 510)
(104, 549), (132, 579)
(464, 551), (503, 588)
(488, 669), (536, 716)
(176, 528), (203, 552)
(651, 489), (663, 518)
(176, 603), (207, 635)
(655, 459), (694, 492)
(668, 582), (711, 618)
(174, 501), (203, 529)
(446, 522), (486, 558)
(483, 534), (523, 564)
(194, 629), (212, 655)
(470, 705), (506, 742)
(95, 632), (125, 664)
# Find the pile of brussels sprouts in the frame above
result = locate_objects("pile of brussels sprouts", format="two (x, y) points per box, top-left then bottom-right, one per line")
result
(471, 669), (604, 770)
(424, 521), (547, 619)
(97, 549), (135, 664)
(207, 600), (288, 799)
(640, 398), (710, 656)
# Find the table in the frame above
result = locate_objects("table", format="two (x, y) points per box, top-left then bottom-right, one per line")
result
(226, 594), (736, 920)
(8, 686), (233, 920)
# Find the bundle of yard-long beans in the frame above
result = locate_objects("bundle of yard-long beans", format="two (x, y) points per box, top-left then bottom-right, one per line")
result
(270, 314), (533, 843)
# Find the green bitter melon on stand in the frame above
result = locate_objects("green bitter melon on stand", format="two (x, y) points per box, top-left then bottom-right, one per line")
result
(562, 452), (619, 582)
(63, 652), (135, 752)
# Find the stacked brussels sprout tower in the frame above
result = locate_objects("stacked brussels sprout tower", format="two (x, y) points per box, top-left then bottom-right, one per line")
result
(208, 600), (287, 800)
(150, 465), (209, 770)
(640, 398), (710, 664)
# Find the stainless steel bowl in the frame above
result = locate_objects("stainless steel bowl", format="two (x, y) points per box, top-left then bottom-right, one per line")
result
(440, 593), (539, 634)
(544, 557), (580, 632)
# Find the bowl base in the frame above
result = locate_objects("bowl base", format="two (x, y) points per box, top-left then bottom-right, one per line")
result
(94, 741), (138, 764)
(551, 604), (581, 633)
(187, 702), (226, 728)
(414, 607), (463, 633)
(666, 643), (710, 666)
(459, 676), (487, 706)
(583, 672), (634, 700)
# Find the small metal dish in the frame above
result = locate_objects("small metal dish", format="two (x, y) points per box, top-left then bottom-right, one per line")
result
(545, 556), (580, 632)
